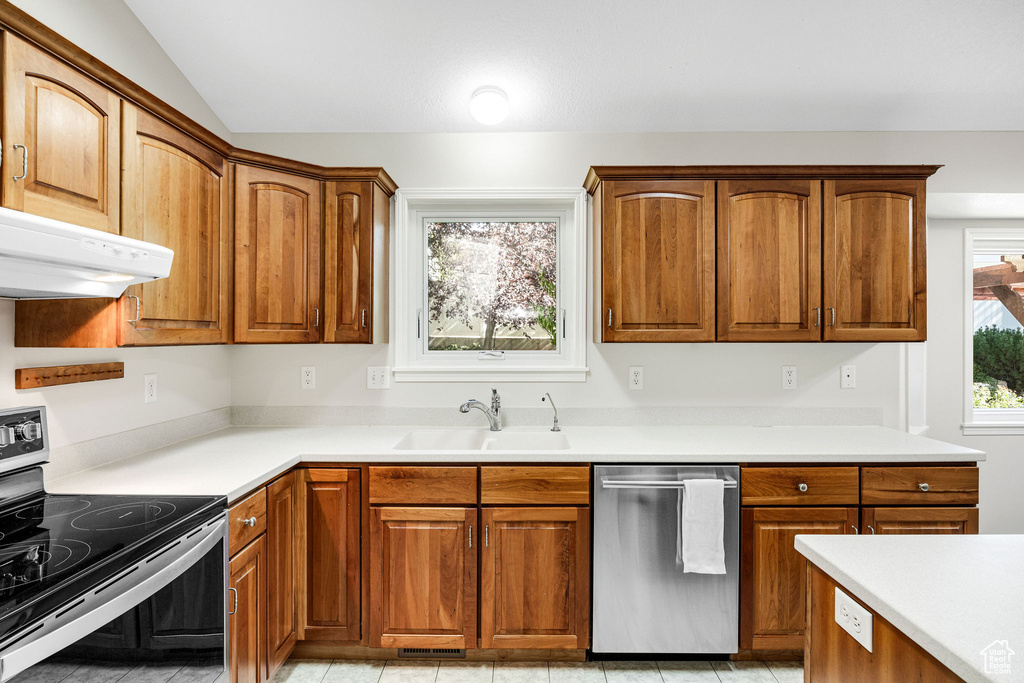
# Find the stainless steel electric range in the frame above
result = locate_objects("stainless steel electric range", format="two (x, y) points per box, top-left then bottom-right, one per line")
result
(0, 407), (227, 682)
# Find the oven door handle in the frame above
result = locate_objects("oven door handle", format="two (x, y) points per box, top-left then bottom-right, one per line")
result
(0, 515), (226, 683)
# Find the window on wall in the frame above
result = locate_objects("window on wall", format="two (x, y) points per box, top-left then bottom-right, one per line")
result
(426, 221), (558, 353)
(393, 190), (588, 382)
(964, 228), (1024, 433)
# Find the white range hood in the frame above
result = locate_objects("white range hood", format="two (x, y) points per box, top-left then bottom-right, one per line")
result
(0, 207), (173, 299)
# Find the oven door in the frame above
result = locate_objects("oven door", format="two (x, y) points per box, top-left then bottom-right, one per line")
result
(0, 515), (227, 683)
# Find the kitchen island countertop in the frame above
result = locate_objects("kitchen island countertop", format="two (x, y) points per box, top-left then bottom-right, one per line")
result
(796, 534), (1024, 683)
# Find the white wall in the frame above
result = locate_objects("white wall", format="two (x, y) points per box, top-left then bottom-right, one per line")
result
(0, 301), (232, 450)
(925, 219), (1024, 534)
(9, 0), (231, 140)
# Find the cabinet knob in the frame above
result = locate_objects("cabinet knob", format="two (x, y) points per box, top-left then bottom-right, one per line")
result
(918, 482), (930, 492)
(798, 483), (808, 492)
(241, 516), (257, 527)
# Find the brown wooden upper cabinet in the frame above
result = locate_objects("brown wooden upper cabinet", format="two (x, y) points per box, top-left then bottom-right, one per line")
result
(2, 33), (120, 233)
(120, 103), (231, 345)
(717, 180), (822, 341)
(586, 166), (939, 343)
(595, 178), (716, 342)
(234, 164), (322, 343)
(824, 178), (928, 341)
(323, 181), (389, 343)
(14, 102), (230, 348)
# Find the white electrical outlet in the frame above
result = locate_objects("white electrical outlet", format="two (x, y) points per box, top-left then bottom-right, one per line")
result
(834, 586), (873, 652)
(841, 364), (857, 389)
(366, 366), (391, 390)
(144, 374), (157, 403)
(629, 366), (643, 390)
(782, 365), (797, 390)
(301, 366), (316, 390)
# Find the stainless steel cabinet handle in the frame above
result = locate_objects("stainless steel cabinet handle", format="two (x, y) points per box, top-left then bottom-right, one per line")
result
(485, 525), (489, 548)
(314, 307), (320, 327)
(468, 525), (472, 549)
(241, 516), (257, 527)
(868, 525), (875, 534)
(127, 294), (140, 325)
(361, 308), (367, 328)
(228, 587), (237, 615)
(919, 482), (930, 492)
(850, 525), (859, 535)
(814, 307), (821, 327)
(798, 483), (808, 492)
(607, 308), (612, 328)
(829, 307), (836, 326)
(12, 144), (27, 181)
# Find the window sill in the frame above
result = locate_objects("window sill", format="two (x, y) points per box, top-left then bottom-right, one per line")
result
(393, 366), (589, 383)
(962, 422), (1024, 435)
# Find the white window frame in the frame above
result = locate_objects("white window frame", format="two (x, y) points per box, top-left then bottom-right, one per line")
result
(392, 189), (589, 382)
(962, 227), (1024, 434)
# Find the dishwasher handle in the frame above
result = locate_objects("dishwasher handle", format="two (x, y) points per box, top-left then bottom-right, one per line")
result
(600, 476), (737, 490)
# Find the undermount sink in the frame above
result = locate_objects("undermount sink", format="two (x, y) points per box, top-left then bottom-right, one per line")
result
(392, 429), (570, 451)
(482, 431), (571, 451)
(392, 430), (488, 450)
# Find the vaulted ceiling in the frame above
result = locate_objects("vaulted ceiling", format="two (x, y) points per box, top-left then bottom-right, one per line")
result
(124, 0), (1024, 133)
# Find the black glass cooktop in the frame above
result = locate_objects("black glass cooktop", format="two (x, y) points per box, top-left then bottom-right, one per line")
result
(0, 470), (224, 644)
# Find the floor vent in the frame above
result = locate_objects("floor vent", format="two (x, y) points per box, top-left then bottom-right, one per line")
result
(398, 648), (466, 659)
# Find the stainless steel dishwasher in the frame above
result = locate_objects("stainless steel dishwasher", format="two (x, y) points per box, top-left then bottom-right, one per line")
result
(592, 465), (740, 654)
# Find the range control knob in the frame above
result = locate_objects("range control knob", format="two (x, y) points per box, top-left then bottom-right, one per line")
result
(15, 422), (42, 441)
(0, 427), (14, 447)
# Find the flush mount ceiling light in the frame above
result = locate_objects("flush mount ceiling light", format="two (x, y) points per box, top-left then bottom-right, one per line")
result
(469, 86), (509, 125)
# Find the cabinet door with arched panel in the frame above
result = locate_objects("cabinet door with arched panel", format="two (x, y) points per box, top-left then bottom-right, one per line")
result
(2, 33), (120, 233)
(717, 179), (822, 341)
(824, 178), (927, 341)
(599, 179), (716, 342)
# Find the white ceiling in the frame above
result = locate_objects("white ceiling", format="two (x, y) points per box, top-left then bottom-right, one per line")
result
(123, 0), (1024, 134)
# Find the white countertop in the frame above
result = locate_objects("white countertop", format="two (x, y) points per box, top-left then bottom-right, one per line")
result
(45, 424), (983, 504)
(796, 535), (1024, 683)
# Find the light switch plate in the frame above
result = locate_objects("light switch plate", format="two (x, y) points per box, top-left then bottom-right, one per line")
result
(835, 586), (873, 652)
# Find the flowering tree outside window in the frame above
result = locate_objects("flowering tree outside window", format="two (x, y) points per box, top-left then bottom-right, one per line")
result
(426, 221), (557, 351)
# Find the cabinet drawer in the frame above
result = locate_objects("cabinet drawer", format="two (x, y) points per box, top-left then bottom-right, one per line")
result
(228, 488), (267, 555)
(861, 467), (978, 505)
(741, 467), (859, 506)
(369, 466), (477, 505)
(481, 466), (590, 505)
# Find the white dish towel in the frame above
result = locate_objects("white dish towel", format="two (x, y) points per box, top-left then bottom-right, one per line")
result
(676, 478), (726, 574)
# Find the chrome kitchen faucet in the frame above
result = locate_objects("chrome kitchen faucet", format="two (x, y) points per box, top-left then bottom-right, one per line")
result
(459, 388), (502, 431)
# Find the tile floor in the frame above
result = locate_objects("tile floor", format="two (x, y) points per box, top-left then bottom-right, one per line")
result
(272, 659), (804, 683)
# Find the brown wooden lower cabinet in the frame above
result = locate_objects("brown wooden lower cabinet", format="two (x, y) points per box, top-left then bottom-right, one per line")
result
(297, 468), (362, 642)
(862, 507), (979, 535)
(229, 536), (266, 683)
(265, 473), (298, 678)
(740, 506), (858, 651)
(370, 506), (477, 648)
(480, 507), (589, 649)
(806, 564), (962, 681)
